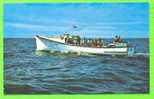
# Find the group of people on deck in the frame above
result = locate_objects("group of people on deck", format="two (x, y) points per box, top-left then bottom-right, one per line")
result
(61, 34), (123, 48)
(62, 34), (102, 48)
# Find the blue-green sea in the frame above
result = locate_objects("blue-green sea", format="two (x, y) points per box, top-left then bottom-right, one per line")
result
(4, 38), (149, 94)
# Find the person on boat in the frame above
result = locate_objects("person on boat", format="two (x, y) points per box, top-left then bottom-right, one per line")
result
(72, 35), (81, 45)
(82, 39), (87, 46)
(114, 35), (118, 42)
(91, 39), (97, 47)
(96, 38), (102, 47)
(114, 35), (123, 43)
(80, 39), (85, 46)
(118, 36), (123, 43)
(64, 33), (70, 43)
(87, 39), (92, 47)
(76, 35), (81, 45)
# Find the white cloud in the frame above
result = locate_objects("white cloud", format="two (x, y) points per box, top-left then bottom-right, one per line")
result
(6, 21), (117, 32)
(6, 22), (71, 32)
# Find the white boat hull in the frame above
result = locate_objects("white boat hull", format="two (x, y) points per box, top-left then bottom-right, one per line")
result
(35, 36), (130, 55)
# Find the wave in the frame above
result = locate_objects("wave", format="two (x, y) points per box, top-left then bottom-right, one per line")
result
(134, 53), (149, 57)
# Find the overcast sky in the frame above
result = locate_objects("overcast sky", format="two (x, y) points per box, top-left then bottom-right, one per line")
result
(4, 3), (149, 38)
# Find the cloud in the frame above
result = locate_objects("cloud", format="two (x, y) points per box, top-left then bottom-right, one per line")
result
(5, 20), (148, 38)
(94, 21), (147, 25)
(6, 22), (71, 32)
(5, 21), (117, 32)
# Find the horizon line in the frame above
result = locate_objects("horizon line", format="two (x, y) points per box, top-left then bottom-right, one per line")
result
(4, 37), (149, 39)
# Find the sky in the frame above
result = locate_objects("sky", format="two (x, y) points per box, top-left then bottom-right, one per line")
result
(4, 3), (149, 38)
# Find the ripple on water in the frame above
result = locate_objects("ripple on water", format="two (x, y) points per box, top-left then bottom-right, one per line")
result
(4, 38), (149, 94)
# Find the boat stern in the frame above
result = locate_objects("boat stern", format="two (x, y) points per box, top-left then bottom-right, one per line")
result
(127, 47), (135, 56)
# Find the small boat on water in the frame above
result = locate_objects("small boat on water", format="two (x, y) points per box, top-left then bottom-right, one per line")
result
(35, 34), (135, 56)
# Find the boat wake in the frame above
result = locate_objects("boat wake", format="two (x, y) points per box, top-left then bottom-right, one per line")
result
(35, 50), (149, 59)
(134, 53), (149, 57)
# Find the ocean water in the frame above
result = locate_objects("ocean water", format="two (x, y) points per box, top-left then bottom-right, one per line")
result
(4, 38), (149, 94)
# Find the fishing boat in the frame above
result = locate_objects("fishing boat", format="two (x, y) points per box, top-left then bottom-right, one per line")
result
(35, 34), (135, 56)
